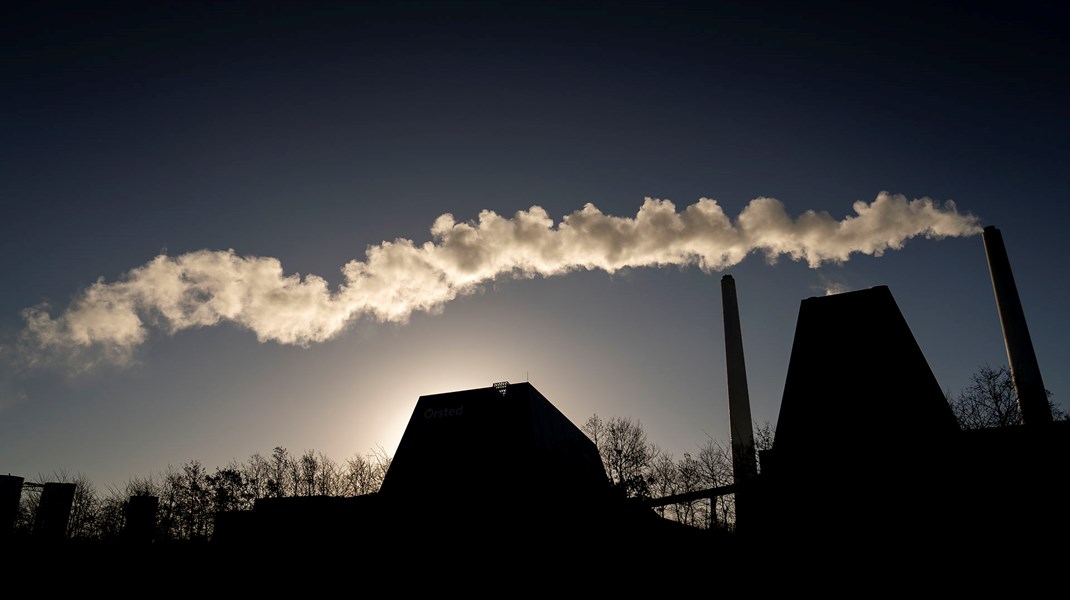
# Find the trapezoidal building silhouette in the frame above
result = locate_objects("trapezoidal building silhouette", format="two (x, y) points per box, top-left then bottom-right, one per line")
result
(216, 382), (688, 546)
(753, 284), (1069, 556)
(380, 382), (608, 503)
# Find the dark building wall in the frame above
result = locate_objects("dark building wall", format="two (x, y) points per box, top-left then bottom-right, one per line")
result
(763, 286), (960, 543)
(0, 475), (23, 541)
(124, 495), (158, 543)
(773, 286), (958, 464)
(218, 384), (612, 545)
(380, 382), (608, 504)
(33, 482), (76, 541)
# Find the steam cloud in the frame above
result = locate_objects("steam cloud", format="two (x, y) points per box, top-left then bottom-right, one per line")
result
(20, 192), (980, 369)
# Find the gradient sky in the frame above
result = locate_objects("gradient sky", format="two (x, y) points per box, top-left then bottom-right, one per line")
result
(3, 1), (1068, 490)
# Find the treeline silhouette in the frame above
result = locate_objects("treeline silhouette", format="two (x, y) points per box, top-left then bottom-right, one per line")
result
(948, 364), (1066, 429)
(580, 364), (1061, 531)
(13, 420), (772, 542)
(13, 446), (391, 542)
(12, 365), (1057, 543)
(581, 415), (774, 531)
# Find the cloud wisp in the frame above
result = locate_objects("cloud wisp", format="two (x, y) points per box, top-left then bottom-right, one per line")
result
(20, 192), (981, 369)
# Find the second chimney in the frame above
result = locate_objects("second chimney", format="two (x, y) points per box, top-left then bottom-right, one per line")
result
(982, 226), (1052, 425)
(722, 275), (758, 482)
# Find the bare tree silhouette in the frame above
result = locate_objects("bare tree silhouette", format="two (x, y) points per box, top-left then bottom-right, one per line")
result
(950, 365), (1066, 430)
(582, 414), (657, 500)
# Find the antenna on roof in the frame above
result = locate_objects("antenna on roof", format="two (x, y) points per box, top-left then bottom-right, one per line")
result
(493, 381), (509, 396)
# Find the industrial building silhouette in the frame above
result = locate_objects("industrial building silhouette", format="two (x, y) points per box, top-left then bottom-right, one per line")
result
(380, 382), (607, 502)
(755, 285), (1068, 552)
(4, 225), (1068, 562)
(213, 382), (691, 547)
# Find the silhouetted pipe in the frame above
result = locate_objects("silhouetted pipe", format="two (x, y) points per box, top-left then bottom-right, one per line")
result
(644, 482), (739, 508)
(982, 226), (1052, 425)
(722, 275), (758, 482)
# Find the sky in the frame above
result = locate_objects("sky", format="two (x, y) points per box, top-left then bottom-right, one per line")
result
(3, 1), (1068, 490)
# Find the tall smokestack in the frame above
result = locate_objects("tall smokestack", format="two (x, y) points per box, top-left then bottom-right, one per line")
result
(982, 226), (1052, 425)
(721, 275), (758, 482)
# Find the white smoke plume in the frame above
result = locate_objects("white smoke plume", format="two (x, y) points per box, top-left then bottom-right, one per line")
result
(20, 192), (980, 369)
(824, 283), (850, 296)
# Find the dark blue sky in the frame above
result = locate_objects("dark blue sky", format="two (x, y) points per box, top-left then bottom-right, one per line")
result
(3, 1), (1068, 487)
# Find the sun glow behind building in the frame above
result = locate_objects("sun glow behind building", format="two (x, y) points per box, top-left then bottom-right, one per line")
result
(0, 2), (1067, 494)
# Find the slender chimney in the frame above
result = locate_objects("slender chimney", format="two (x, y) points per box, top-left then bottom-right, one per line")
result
(722, 275), (758, 481)
(982, 226), (1052, 425)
